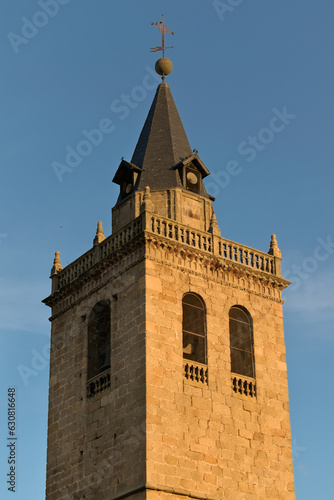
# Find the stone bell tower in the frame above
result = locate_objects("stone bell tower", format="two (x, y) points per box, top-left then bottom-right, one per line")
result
(44, 24), (295, 500)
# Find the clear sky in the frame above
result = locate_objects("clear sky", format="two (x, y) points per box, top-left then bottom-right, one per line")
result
(1, 1), (333, 499)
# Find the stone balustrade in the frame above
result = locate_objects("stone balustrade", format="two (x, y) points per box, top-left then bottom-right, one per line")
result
(52, 218), (142, 292)
(217, 240), (275, 274)
(184, 362), (208, 385)
(87, 370), (111, 398)
(51, 211), (281, 293)
(149, 215), (276, 275)
(57, 249), (94, 289)
(232, 374), (257, 398)
(99, 218), (142, 260)
(151, 216), (212, 252)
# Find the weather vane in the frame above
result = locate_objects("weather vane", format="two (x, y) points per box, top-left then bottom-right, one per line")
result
(150, 15), (174, 58)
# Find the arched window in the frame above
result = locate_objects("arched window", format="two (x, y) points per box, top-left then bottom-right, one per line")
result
(87, 300), (111, 380)
(229, 306), (255, 378)
(182, 293), (206, 365)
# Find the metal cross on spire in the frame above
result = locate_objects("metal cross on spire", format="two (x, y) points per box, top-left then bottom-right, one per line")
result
(150, 15), (174, 58)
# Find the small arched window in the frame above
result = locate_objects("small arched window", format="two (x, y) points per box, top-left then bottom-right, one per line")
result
(229, 306), (255, 378)
(87, 300), (111, 380)
(182, 293), (206, 365)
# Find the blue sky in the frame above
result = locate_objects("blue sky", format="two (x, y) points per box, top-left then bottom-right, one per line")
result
(1, 1), (333, 498)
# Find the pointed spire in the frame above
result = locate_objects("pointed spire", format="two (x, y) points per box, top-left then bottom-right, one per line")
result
(93, 221), (105, 246)
(51, 251), (62, 276)
(112, 69), (212, 205)
(209, 212), (221, 236)
(131, 82), (192, 191)
(268, 234), (281, 257)
(140, 186), (154, 213)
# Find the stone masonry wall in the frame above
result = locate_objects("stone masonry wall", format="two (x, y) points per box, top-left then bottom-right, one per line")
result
(46, 250), (147, 500)
(144, 241), (295, 500)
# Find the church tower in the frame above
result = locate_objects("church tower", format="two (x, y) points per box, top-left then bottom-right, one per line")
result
(44, 25), (295, 500)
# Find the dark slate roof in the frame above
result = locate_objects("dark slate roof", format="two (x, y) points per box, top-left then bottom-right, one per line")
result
(131, 82), (193, 190)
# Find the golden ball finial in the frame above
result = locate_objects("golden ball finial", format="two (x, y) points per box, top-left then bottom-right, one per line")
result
(155, 57), (173, 78)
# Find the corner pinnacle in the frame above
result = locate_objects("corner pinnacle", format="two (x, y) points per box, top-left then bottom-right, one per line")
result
(51, 251), (62, 276)
(209, 212), (221, 236)
(94, 221), (105, 246)
(268, 234), (281, 257)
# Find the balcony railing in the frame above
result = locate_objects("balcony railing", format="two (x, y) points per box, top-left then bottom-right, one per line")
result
(52, 218), (142, 292)
(99, 218), (142, 260)
(150, 215), (276, 275)
(217, 241), (274, 274)
(51, 211), (280, 295)
(151, 216), (212, 253)
(87, 370), (111, 398)
(184, 362), (208, 385)
(232, 374), (257, 398)
(57, 249), (94, 289)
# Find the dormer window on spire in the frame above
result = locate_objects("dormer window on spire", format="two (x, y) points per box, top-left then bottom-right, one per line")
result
(112, 160), (142, 202)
